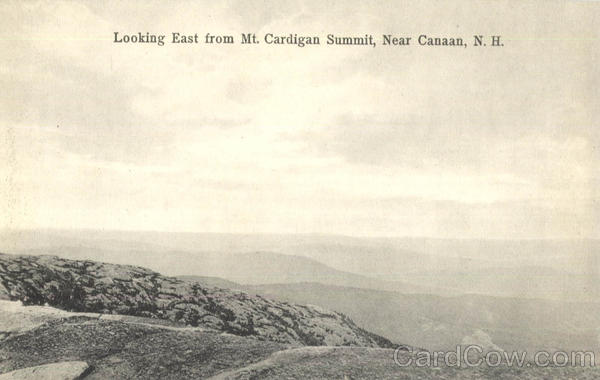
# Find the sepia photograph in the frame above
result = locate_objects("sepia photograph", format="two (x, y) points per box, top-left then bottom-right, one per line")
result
(1, 0), (599, 378)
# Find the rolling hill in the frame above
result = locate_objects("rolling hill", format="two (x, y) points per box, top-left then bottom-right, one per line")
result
(9, 246), (456, 295)
(245, 282), (600, 355)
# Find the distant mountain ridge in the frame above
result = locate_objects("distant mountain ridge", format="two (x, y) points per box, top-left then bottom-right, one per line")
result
(3, 230), (598, 302)
(0, 253), (394, 348)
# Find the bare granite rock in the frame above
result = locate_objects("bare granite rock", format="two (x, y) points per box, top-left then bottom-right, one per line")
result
(0, 316), (284, 379)
(0, 361), (89, 380)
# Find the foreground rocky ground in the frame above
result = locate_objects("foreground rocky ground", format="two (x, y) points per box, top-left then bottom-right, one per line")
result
(212, 346), (600, 380)
(0, 312), (284, 379)
(1, 306), (599, 379)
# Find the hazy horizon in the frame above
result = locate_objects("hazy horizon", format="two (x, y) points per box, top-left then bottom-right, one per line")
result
(1, 228), (599, 304)
(3, 227), (600, 241)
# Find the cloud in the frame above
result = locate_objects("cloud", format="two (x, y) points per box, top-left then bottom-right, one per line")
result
(1, 0), (598, 238)
(308, 114), (594, 165)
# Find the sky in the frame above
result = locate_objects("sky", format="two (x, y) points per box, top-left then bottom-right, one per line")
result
(1, 0), (598, 238)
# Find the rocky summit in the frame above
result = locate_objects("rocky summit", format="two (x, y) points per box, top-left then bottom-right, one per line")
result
(0, 253), (393, 348)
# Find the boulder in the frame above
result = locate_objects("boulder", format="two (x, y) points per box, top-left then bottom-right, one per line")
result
(0, 361), (89, 380)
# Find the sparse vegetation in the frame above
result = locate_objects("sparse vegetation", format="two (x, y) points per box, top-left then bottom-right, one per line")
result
(0, 253), (394, 348)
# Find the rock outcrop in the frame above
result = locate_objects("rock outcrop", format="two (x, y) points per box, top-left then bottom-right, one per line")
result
(0, 312), (285, 379)
(0, 361), (90, 380)
(0, 253), (393, 348)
